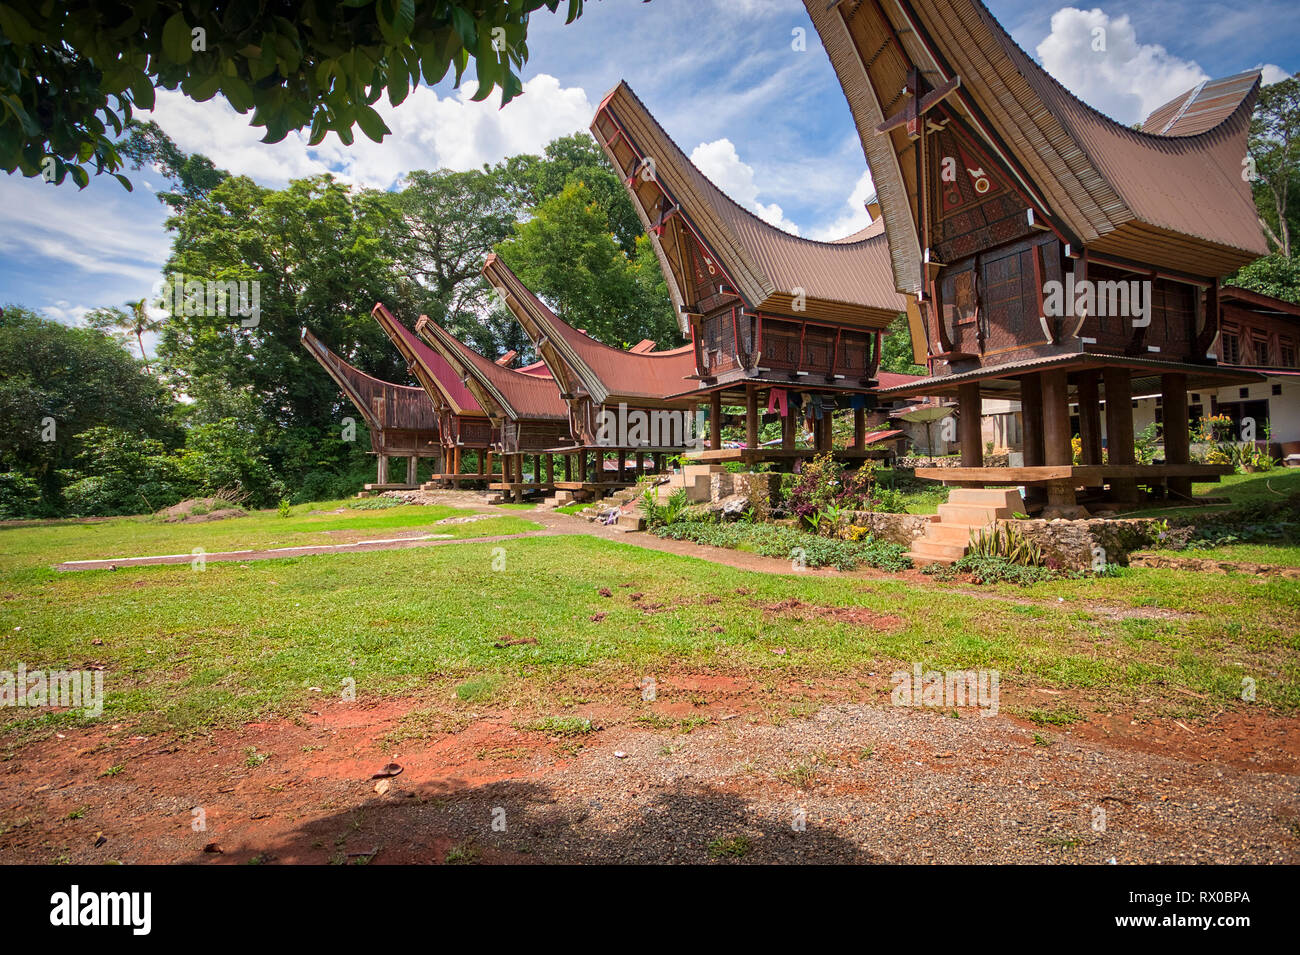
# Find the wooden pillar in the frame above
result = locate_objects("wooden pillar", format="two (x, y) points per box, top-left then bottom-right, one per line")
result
(853, 405), (866, 451)
(1020, 375), (1044, 467)
(745, 385), (759, 453)
(782, 406), (795, 451)
(709, 391), (722, 451)
(1040, 370), (1071, 467)
(616, 449), (626, 482)
(957, 383), (984, 468)
(1076, 371), (1103, 466)
(1103, 366), (1138, 502)
(406, 456), (418, 486)
(595, 451), (605, 483)
(1162, 373), (1192, 499)
(478, 451), (486, 476)
(452, 446), (462, 488)
(376, 455), (389, 485)
(545, 454), (554, 485)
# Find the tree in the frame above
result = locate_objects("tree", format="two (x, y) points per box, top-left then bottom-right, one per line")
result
(156, 174), (415, 483)
(389, 167), (521, 339)
(0, 306), (179, 512)
(0, 0), (586, 188)
(501, 133), (644, 255)
(496, 181), (680, 348)
(879, 315), (924, 375)
(1229, 253), (1300, 304)
(118, 120), (230, 212)
(85, 299), (164, 371)
(1249, 76), (1300, 259)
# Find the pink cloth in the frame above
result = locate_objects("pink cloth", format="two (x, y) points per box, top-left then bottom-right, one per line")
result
(767, 388), (788, 417)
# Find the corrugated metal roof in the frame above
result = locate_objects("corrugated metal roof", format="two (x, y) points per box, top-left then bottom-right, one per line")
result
(1142, 72), (1260, 137)
(370, 304), (483, 415)
(805, 0), (1267, 283)
(594, 82), (907, 321)
(874, 353), (1264, 395)
(416, 317), (568, 422)
(483, 253), (698, 405)
(300, 327), (439, 432)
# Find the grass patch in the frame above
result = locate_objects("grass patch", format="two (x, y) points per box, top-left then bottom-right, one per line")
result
(708, 835), (752, 859)
(519, 716), (593, 736)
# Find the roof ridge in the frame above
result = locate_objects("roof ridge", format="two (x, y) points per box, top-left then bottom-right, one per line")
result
(609, 80), (897, 250)
(968, 0), (1258, 149)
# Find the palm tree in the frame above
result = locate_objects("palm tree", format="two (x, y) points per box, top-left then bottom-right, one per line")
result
(86, 299), (163, 372)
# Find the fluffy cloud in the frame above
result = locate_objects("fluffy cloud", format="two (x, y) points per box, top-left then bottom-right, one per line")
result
(145, 73), (594, 191)
(808, 170), (877, 241)
(1259, 63), (1292, 85)
(1036, 7), (1208, 125)
(689, 138), (802, 235)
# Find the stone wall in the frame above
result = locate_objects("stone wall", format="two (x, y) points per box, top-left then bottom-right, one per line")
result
(1007, 518), (1163, 571)
(847, 510), (935, 547)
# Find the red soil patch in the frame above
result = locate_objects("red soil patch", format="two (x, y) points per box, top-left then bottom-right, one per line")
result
(760, 597), (903, 630)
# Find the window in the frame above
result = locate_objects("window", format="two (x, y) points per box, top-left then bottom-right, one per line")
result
(1239, 388), (1250, 399)
(1252, 332), (1271, 365)
(1281, 338), (1297, 368)
(1273, 384), (1283, 396)
(1221, 329), (1241, 364)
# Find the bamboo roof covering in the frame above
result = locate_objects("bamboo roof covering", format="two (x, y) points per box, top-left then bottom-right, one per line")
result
(592, 80), (906, 333)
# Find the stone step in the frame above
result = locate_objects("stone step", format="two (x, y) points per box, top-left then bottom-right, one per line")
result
(924, 522), (980, 545)
(652, 474), (710, 502)
(616, 512), (646, 531)
(937, 502), (1008, 526)
(909, 539), (968, 563)
(683, 464), (725, 480)
(948, 487), (1026, 511)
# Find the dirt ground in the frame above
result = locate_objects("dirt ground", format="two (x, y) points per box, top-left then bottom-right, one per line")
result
(10, 496), (1299, 864)
(2, 675), (1296, 865)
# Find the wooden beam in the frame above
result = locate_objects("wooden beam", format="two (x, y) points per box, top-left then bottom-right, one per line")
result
(957, 382), (983, 467)
(1162, 373), (1192, 499)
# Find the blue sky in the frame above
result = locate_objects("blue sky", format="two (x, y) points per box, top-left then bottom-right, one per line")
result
(1, 0), (1295, 334)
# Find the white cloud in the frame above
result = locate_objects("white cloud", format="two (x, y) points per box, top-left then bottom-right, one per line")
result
(1258, 63), (1292, 86)
(808, 170), (877, 241)
(0, 175), (171, 290)
(689, 138), (801, 235)
(145, 74), (594, 191)
(1036, 7), (1208, 125)
(42, 301), (94, 326)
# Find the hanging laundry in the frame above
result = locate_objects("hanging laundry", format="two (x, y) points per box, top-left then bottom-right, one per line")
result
(810, 394), (824, 420)
(767, 388), (788, 417)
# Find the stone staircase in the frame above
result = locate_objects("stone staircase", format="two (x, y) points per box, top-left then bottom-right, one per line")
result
(908, 487), (1025, 566)
(642, 464), (718, 504)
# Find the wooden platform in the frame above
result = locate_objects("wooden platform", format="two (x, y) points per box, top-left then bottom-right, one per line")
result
(915, 464), (1233, 486)
(684, 448), (889, 464)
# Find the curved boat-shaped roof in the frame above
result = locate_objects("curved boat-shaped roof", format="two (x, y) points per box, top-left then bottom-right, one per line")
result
(370, 303), (483, 417)
(804, 0), (1266, 287)
(1142, 71), (1261, 137)
(415, 316), (568, 422)
(592, 80), (906, 332)
(483, 253), (697, 406)
(300, 327), (439, 433)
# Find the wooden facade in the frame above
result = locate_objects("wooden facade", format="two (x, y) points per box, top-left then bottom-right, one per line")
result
(591, 81), (909, 467)
(299, 328), (440, 489)
(805, 0), (1269, 511)
(370, 304), (497, 488)
(482, 253), (698, 487)
(415, 315), (576, 501)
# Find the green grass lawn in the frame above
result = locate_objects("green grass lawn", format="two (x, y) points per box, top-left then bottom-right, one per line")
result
(1, 503), (1295, 746)
(0, 499), (540, 573)
(1119, 469), (1300, 518)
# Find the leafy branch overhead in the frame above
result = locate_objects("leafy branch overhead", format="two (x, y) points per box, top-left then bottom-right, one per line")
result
(0, 0), (585, 188)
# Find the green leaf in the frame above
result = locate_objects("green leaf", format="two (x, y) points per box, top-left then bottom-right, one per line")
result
(0, 5), (39, 44)
(130, 74), (155, 110)
(69, 164), (89, 189)
(113, 172), (134, 191)
(354, 103), (390, 142)
(449, 6), (477, 48)
(162, 12), (194, 65)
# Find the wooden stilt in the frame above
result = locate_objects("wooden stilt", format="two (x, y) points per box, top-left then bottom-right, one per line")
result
(1076, 372), (1103, 466)
(957, 383), (983, 467)
(1103, 367), (1138, 502)
(1162, 373), (1192, 499)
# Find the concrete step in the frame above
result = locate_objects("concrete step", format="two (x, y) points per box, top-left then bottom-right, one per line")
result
(924, 522), (980, 545)
(937, 502), (1008, 526)
(616, 512), (646, 531)
(654, 474), (710, 502)
(948, 487), (1026, 511)
(683, 464), (725, 480)
(910, 539), (968, 563)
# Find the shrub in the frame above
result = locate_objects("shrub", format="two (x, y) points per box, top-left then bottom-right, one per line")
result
(0, 471), (43, 519)
(650, 519), (911, 571)
(966, 523), (1044, 566)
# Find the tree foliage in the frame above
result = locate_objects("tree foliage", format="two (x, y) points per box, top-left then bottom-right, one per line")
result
(0, 306), (180, 512)
(0, 0), (585, 187)
(1249, 76), (1300, 259)
(878, 315), (924, 375)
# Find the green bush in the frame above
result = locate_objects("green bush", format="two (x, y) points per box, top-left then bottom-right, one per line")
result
(0, 471), (43, 519)
(651, 520), (911, 571)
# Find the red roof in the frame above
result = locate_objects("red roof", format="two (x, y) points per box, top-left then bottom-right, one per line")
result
(483, 253), (698, 406)
(415, 316), (568, 421)
(371, 304), (482, 415)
